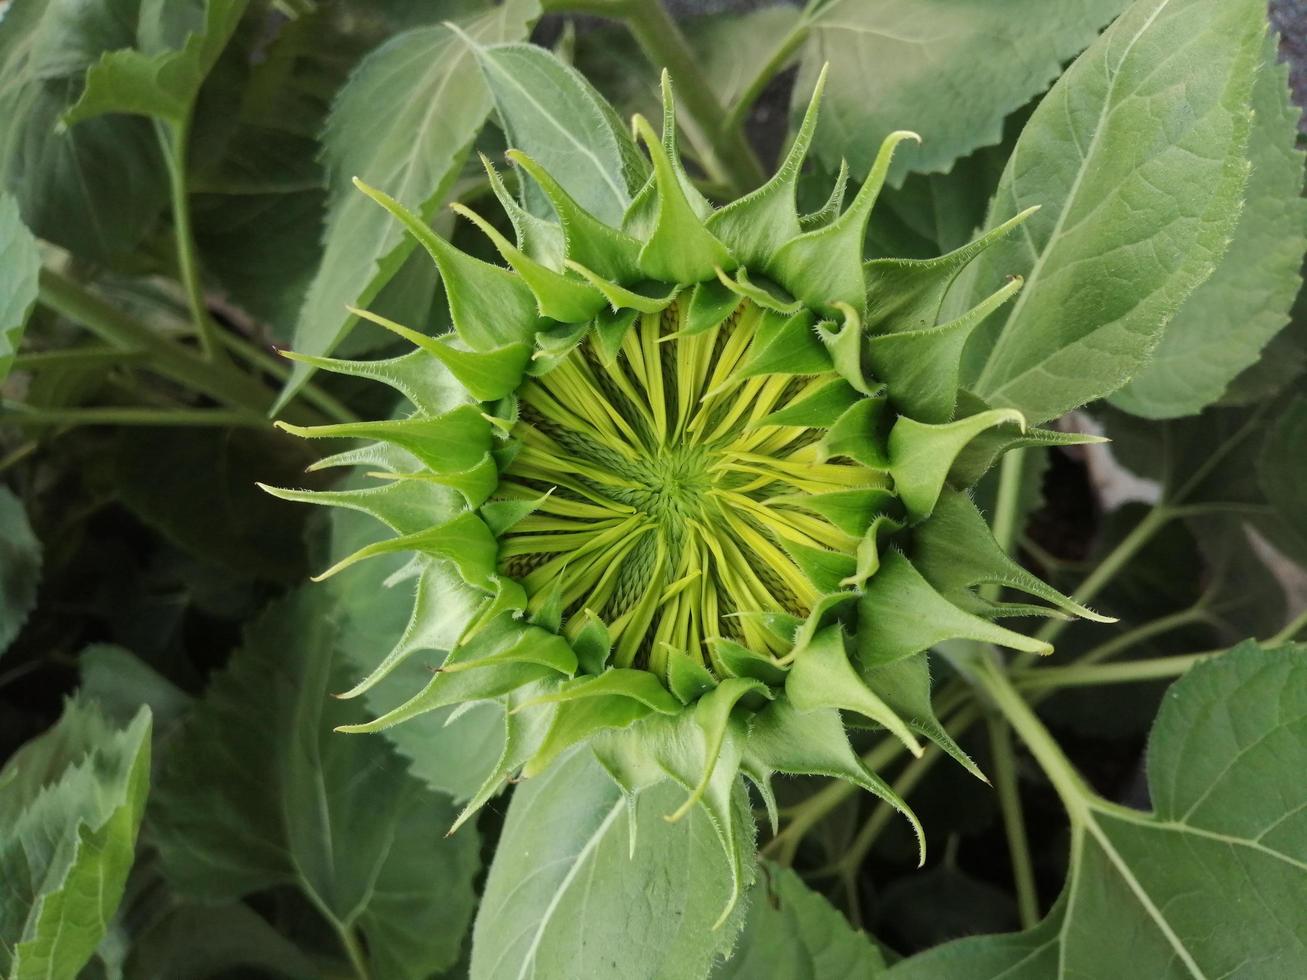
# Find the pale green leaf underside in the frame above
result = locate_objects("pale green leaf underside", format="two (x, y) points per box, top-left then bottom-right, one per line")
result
(712, 861), (886, 978)
(795, 0), (1128, 187)
(888, 642), (1307, 979)
(1112, 32), (1307, 418)
(957, 0), (1263, 423)
(476, 41), (638, 227)
(471, 748), (749, 980)
(278, 0), (538, 409)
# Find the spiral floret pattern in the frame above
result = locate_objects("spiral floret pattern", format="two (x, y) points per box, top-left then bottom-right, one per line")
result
(265, 66), (1111, 921)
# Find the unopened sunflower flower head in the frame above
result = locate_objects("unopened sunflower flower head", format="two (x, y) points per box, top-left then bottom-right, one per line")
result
(264, 67), (1109, 925)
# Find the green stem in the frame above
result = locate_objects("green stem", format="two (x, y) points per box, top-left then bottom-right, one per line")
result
(1269, 607), (1307, 645)
(1033, 503), (1175, 648)
(608, 0), (767, 194)
(986, 714), (1039, 928)
(3, 403), (267, 428)
(989, 448), (1027, 556)
(158, 119), (227, 365)
(1040, 604), (1208, 676)
(0, 441), (39, 474)
(36, 269), (321, 426)
(216, 331), (360, 424)
(983, 447), (1029, 606)
(12, 347), (148, 371)
(974, 657), (1090, 823)
(721, 19), (811, 136)
(1015, 652), (1216, 690)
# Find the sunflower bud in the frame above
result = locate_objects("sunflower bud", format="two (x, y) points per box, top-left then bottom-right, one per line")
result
(265, 66), (1109, 922)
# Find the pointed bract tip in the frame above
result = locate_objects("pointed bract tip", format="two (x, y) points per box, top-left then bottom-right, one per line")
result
(807, 62), (831, 107)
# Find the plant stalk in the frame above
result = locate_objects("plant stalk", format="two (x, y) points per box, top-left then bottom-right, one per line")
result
(158, 119), (228, 366)
(595, 0), (767, 194)
(2, 404), (268, 428)
(986, 714), (1039, 927)
(721, 19), (811, 136)
(36, 269), (323, 426)
(1033, 503), (1174, 648)
(1014, 652), (1216, 690)
(973, 656), (1091, 823)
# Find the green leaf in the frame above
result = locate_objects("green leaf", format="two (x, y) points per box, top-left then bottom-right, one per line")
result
(1113, 33), (1307, 418)
(0, 0), (168, 262)
(476, 42), (642, 227)
(62, 0), (247, 128)
(324, 495), (506, 801)
(470, 748), (749, 980)
(0, 486), (40, 658)
(279, 0), (538, 407)
(110, 426), (317, 582)
(891, 641), (1307, 978)
(957, 0), (1264, 423)
(0, 194), (39, 384)
(795, 0), (1127, 187)
(149, 589), (480, 980)
(0, 699), (151, 980)
(78, 644), (191, 736)
(123, 901), (317, 980)
(712, 862), (886, 978)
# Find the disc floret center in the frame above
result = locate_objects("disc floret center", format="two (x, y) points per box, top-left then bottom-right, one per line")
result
(494, 298), (876, 677)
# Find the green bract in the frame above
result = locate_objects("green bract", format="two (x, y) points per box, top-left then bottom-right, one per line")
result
(266, 69), (1110, 920)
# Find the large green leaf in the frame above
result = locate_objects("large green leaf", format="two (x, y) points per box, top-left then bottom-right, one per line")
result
(476, 41), (642, 226)
(0, 193), (38, 384)
(956, 0), (1263, 423)
(0, 699), (151, 980)
(712, 862), (886, 978)
(1113, 34), (1307, 418)
(471, 748), (749, 980)
(62, 0), (247, 129)
(122, 901), (317, 980)
(110, 426), (318, 582)
(794, 0), (1127, 188)
(149, 589), (480, 980)
(278, 0), (538, 408)
(0, 487), (40, 658)
(0, 0), (167, 262)
(888, 641), (1307, 978)
(78, 644), (191, 737)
